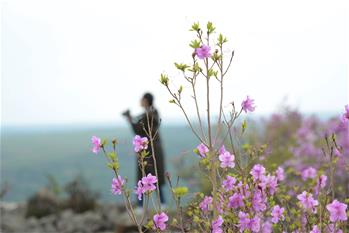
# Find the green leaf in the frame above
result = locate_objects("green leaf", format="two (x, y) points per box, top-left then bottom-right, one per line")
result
(173, 186), (189, 197)
(101, 139), (108, 146)
(160, 73), (169, 86)
(217, 33), (228, 46)
(190, 39), (201, 49)
(190, 22), (200, 32)
(188, 62), (202, 73)
(107, 162), (113, 169)
(107, 152), (117, 160)
(242, 119), (247, 134)
(174, 63), (190, 72)
(207, 21), (215, 34)
(207, 68), (216, 78)
(178, 85), (183, 94)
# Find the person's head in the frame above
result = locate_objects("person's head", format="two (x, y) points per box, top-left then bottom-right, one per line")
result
(141, 92), (154, 108)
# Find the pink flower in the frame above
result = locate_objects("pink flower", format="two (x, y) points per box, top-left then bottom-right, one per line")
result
(111, 175), (125, 195)
(250, 164), (266, 181)
(249, 216), (261, 232)
(133, 135), (148, 152)
(261, 221), (272, 233)
(260, 175), (278, 195)
(326, 199), (348, 222)
(275, 167), (285, 181)
(271, 205), (285, 223)
(297, 191), (318, 213)
(153, 212), (169, 231)
(141, 173), (157, 192)
(318, 175), (327, 189)
(199, 196), (213, 212)
(218, 151), (235, 168)
(238, 211), (250, 231)
(310, 225), (320, 233)
(241, 96), (256, 113)
(91, 136), (102, 154)
(211, 215), (224, 233)
(228, 193), (244, 209)
(341, 105), (349, 123)
(195, 44), (211, 59)
(252, 190), (266, 212)
(134, 181), (144, 200)
(222, 175), (236, 192)
(301, 167), (317, 180)
(197, 143), (209, 157)
(219, 145), (226, 154)
(334, 148), (342, 157)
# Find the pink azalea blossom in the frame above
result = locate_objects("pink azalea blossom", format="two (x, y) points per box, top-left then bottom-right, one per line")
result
(133, 135), (148, 152)
(195, 44), (211, 59)
(211, 215), (223, 233)
(111, 175), (125, 195)
(241, 96), (256, 113)
(134, 181), (144, 200)
(222, 175), (236, 192)
(91, 136), (102, 154)
(271, 205), (285, 223)
(318, 175), (327, 189)
(250, 164), (266, 181)
(310, 225), (320, 233)
(238, 212), (260, 233)
(199, 196), (213, 212)
(249, 216), (261, 232)
(297, 191), (318, 213)
(260, 175), (278, 195)
(275, 167), (285, 181)
(141, 173), (157, 192)
(334, 148), (342, 157)
(219, 145), (226, 154)
(341, 104), (349, 123)
(261, 221), (272, 233)
(197, 143), (209, 157)
(325, 224), (343, 233)
(326, 199), (348, 222)
(218, 151), (235, 168)
(301, 167), (317, 180)
(153, 212), (169, 231)
(228, 193), (244, 209)
(252, 190), (267, 212)
(238, 211), (250, 231)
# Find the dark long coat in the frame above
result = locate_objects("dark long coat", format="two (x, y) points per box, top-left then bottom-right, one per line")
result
(130, 108), (165, 186)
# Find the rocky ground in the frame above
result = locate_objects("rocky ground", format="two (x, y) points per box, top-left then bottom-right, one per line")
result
(0, 202), (141, 233)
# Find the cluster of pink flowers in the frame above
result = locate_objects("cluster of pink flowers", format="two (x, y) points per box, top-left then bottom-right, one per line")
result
(132, 135), (149, 152)
(89, 19), (349, 232)
(134, 173), (158, 200)
(199, 195), (213, 212)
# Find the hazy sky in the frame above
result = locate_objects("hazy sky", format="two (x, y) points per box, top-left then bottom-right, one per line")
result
(1, 0), (348, 126)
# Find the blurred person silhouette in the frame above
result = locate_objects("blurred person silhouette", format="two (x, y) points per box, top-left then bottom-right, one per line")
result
(122, 93), (166, 207)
